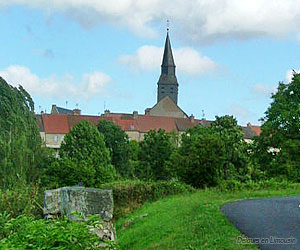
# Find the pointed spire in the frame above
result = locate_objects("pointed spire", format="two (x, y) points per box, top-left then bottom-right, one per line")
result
(161, 32), (176, 70)
(157, 28), (179, 104)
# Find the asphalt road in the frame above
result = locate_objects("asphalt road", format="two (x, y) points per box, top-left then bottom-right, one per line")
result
(221, 196), (300, 250)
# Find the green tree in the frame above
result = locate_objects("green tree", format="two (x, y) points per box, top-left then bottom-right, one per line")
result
(0, 77), (43, 189)
(169, 126), (224, 188)
(211, 115), (250, 181)
(254, 72), (300, 180)
(97, 120), (131, 177)
(138, 129), (176, 180)
(49, 120), (116, 186)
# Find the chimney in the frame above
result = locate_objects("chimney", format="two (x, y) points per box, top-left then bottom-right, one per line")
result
(51, 104), (57, 114)
(145, 108), (151, 116)
(190, 114), (195, 123)
(104, 109), (110, 116)
(73, 109), (81, 115)
(133, 111), (138, 119)
(247, 122), (251, 127)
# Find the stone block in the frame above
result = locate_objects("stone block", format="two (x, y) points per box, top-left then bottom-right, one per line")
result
(43, 186), (113, 221)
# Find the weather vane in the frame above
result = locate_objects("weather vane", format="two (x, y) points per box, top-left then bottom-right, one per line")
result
(167, 19), (169, 32)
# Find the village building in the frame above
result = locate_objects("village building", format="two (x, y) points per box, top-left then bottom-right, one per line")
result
(36, 31), (261, 150)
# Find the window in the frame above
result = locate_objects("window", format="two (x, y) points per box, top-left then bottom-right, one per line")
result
(54, 135), (58, 142)
(61, 135), (65, 142)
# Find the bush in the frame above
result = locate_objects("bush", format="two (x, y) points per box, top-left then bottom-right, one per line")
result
(0, 183), (43, 218)
(217, 178), (300, 192)
(99, 179), (195, 219)
(0, 214), (117, 249)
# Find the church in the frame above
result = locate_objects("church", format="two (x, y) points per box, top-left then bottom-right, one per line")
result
(36, 31), (260, 150)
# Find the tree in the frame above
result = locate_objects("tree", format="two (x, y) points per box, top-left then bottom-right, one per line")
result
(138, 129), (176, 180)
(52, 120), (116, 186)
(211, 115), (250, 181)
(97, 120), (131, 177)
(169, 126), (225, 188)
(0, 77), (43, 188)
(254, 72), (300, 180)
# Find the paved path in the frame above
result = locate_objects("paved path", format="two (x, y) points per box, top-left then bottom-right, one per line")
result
(221, 196), (300, 250)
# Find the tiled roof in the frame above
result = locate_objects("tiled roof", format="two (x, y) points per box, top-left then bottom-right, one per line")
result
(56, 106), (73, 115)
(175, 118), (197, 131)
(42, 114), (69, 134)
(241, 126), (258, 139)
(249, 125), (261, 136)
(247, 123), (261, 136)
(67, 115), (108, 130)
(136, 115), (178, 133)
(115, 119), (138, 131)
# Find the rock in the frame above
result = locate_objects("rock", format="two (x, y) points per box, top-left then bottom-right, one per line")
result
(43, 186), (113, 221)
(43, 186), (116, 243)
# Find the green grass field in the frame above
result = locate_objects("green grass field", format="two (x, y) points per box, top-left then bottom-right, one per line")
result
(116, 188), (300, 250)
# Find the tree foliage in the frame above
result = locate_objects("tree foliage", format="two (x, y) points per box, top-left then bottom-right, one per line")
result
(47, 120), (116, 187)
(169, 126), (225, 188)
(211, 115), (250, 181)
(0, 77), (43, 188)
(97, 120), (131, 177)
(138, 129), (176, 180)
(254, 73), (300, 180)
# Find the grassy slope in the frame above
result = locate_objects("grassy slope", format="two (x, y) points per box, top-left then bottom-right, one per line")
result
(116, 188), (300, 250)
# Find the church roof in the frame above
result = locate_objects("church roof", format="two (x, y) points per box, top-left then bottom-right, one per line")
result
(162, 32), (175, 67)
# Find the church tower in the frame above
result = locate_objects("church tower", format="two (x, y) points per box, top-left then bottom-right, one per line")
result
(157, 31), (178, 104)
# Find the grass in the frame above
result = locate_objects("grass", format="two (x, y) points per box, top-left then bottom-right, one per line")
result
(116, 187), (300, 250)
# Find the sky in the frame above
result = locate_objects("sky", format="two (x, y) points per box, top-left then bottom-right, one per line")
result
(1, 1), (300, 125)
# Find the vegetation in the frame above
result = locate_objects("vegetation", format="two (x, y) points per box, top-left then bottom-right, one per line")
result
(98, 120), (131, 177)
(169, 126), (225, 188)
(4, 70), (300, 249)
(211, 115), (250, 181)
(45, 120), (117, 187)
(0, 77), (43, 189)
(0, 213), (117, 249)
(138, 129), (176, 180)
(116, 187), (300, 250)
(99, 179), (194, 219)
(254, 72), (300, 181)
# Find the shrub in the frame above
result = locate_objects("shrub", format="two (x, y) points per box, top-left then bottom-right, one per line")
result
(0, 214), (117, 249)
(99, 179), (195, 219)
(0, 183), (43, 218)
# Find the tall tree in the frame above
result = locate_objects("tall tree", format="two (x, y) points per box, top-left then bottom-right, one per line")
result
(169, 126), (225, 188)
(138, 129), (176, 180)
(51, 120), (117, 186)
(0, 77), (42, 188)
(211, 115), (250, 180)
(97, 120), (131, 177)
(255, 72), (300, 180)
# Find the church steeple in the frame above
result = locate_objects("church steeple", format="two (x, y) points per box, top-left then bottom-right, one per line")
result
(157, 30), (179, 104)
